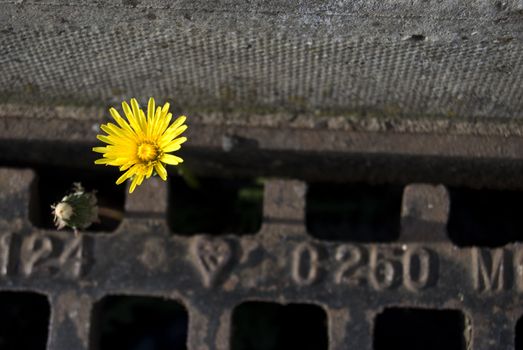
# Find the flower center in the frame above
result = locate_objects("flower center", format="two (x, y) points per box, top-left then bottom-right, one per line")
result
(137, 142), (159, 162)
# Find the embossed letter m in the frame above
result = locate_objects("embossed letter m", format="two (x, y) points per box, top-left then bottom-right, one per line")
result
(472, 248), (505, 292)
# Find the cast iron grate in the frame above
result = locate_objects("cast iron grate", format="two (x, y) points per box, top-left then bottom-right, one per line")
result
(0, 113), (521, 350)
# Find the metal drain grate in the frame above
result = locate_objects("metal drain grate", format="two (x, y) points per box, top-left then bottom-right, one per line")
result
(1, 111), (523, 349)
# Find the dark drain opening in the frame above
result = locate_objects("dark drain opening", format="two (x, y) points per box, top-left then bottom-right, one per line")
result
(306, 182), (402, 242)
(448, 187), (523, 247)
(90, 295), (188, 350)
(374, 308), (466, 350)
(0, 291), (50, 350)
(168, 176), (263, 235)
(515, 316), (523, 349)
(31, 166), (125, 232)
(231, 302), (328, 350)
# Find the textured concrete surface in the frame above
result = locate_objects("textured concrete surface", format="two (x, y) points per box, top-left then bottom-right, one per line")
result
(0, 0), (522, 119)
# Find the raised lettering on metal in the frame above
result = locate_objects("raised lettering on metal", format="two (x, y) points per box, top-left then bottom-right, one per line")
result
(472, 248), (505, 292)
(368, 246), (396, 290)
(20, 233), (83, 278)
(332, 245), (436, 290)
(0, 233), (11, 276)
(291, 242), (319, 286)
(55, 235), (83, 278)
(402, 247), (432, 291)
(334, 244), (364, 286)
(515, 248), (523, 292)
(20, 234), (53, 276)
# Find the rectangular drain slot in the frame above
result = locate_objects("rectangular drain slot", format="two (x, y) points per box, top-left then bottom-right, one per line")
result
(306, 182), (403, 242)
(168, 176), (264, 235)
(448, 187), (523, 247)
(231, 302), (328, 350)
(90, 295), (188, 350)
(374, 308), (468, 350)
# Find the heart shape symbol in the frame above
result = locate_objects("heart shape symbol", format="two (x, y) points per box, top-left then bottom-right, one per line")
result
(190, 236), (231, 287)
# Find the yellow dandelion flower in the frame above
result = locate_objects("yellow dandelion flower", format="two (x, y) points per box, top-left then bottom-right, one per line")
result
(93, 97), (188, 193)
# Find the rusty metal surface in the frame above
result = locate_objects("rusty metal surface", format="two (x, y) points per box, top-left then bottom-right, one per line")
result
(0, 114), (522, 349)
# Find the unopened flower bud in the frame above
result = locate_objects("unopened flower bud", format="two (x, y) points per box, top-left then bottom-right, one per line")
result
(51, 183), (99, 231)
